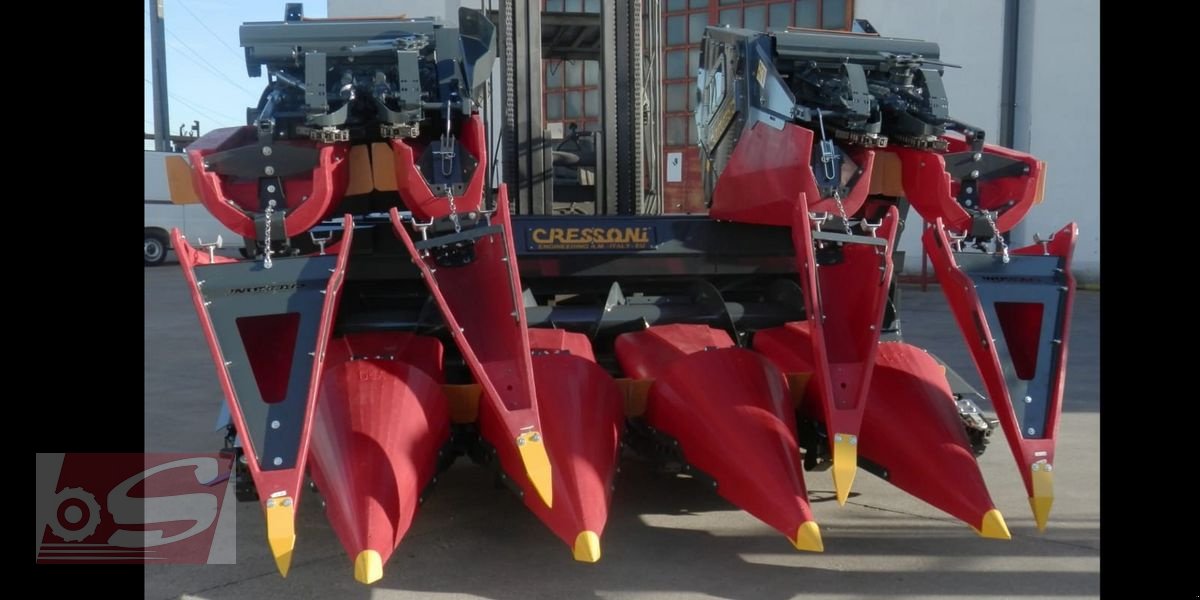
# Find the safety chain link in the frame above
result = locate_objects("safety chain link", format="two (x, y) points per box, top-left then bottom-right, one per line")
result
(982, 209), (1009, 264)
(263, 199), (276, 269)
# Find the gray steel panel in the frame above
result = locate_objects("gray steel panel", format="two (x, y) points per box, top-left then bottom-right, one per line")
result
(194, 254), (339, 471)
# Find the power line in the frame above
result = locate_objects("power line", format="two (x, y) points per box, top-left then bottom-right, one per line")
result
(175, 0), (245, 60)
(164, 26), (257, 95)
(144, 78), (241, 124)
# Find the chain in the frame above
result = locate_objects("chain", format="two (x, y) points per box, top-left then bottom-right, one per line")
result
(832, 189), (853, 235)
(447, 193), (461, 233)
(982, 210), (1009, 264)
(263, 199), (276, 269)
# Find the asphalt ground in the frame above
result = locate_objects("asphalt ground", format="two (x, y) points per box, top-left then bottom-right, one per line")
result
(144, 258), (1100, 600)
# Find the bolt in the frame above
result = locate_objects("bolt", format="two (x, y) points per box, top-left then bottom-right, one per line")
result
(266, 499), (276, 508)
(517, 437), (526, 446)
(1024, 396), (1032, 404)
(264, 166), (275, 176)
(1027, 428), (1036, 436)
(1045, 464), (1053, 472)
(964, 200), (973, 206)
(267, 184), (277, 193)
(531, 433), (541, 442)
(834, 434), (843, 443)
(965, 186), (974, 194)
(1032, 463), (1040, 471)
(969, 170), (980, 179)
(273, 457), (283, 466)
(262, 146), (273, 156)
(271, 420), (281, 429)
(972, 152), (982, 161)
(239, 455), (248, 464)
(282, 498), (293, 507)
(849, 436), (858, 446)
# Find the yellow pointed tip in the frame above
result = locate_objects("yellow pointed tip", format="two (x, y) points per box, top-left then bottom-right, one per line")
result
(791, 521), (824, 552)
(1030, 465), (1054, 532)
(517, 431), (553, 508)
(265, 498), (296, 578)
(975, 509), (1012, 540)
(1030, 496), (1054, 532)
(354, 550), (384, 584)
(573, 531), (602, 563)
(831, 434), (858, 506)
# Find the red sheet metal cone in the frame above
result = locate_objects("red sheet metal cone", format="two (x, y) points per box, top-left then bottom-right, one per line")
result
(479, 329), (624, 562)
(308, 333), (451, 584)
(861, 342), (1009, 539)
(756, 327), (1006, 538)
(615, 324), (822, 551)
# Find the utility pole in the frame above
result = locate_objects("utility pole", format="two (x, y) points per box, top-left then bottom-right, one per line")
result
(149, 0), (170, 152)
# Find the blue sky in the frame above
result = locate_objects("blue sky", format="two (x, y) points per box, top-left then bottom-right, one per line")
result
(144, 1), (329, 149)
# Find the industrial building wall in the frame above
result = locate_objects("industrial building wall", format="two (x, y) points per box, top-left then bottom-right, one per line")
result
(1013, 0), (1100, 282)
(855, 0), (1100, 282)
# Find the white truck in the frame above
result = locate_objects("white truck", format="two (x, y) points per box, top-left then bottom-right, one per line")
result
(144, 151), (246, 266)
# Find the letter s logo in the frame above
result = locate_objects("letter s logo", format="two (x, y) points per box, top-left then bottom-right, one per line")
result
(107, 458), (219, 548)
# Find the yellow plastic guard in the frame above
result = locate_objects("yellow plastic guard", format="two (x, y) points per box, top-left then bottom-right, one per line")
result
(975, 509), (1012, 540)
(443, 384), (482, 424)
(1030, 463), (1054, 532)
(792, 521), (824, 552)
(164, 155), (200, 205)
(371, 142), (398, 191)
(867, 151), (905, 197)
(265, 498), (296, 577)
(831, 434), (858, 506)
(354, 549), (383, 584)
(346, 144), (374, 196)
(784, 372), (812, 411)
(573, 531), (601, 563)
(614, 378), (654, 417)
(517, 431), (553, 508)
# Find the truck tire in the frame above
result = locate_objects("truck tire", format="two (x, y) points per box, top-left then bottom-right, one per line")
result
(144, 230), (168, 266)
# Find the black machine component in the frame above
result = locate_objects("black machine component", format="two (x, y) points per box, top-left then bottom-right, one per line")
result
(239, 5), (495, 145)
(695, 24), (987, 196)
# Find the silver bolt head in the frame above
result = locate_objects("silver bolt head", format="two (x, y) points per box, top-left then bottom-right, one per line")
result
(1032, 463), (1040, 471)
(1024, 396), (1033, 404)
(273, 456), (283, 466)
(1027, 427), (1036, 436)
(266, 499), (276, 508)
(970, 170), (980, 179)
(517, 437), (526, 446)
(530, 433), (541, 442)
(271, 420), (281, 429)
(264, 166), (276, 176)
(282, 498), (293, 507)
(972, 152), (982, 161)
(834, 434), (843, 443)
(262, 146), (273, 156)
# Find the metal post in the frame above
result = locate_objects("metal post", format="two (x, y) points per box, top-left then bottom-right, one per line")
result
(149, 0), (170, 152)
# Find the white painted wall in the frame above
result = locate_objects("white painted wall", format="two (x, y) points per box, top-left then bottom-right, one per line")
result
(1012, 0), (1100, 282)
(855, 0), (1099, 282)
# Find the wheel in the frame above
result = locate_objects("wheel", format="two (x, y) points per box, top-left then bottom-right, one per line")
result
(144, 231), (168, 266)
